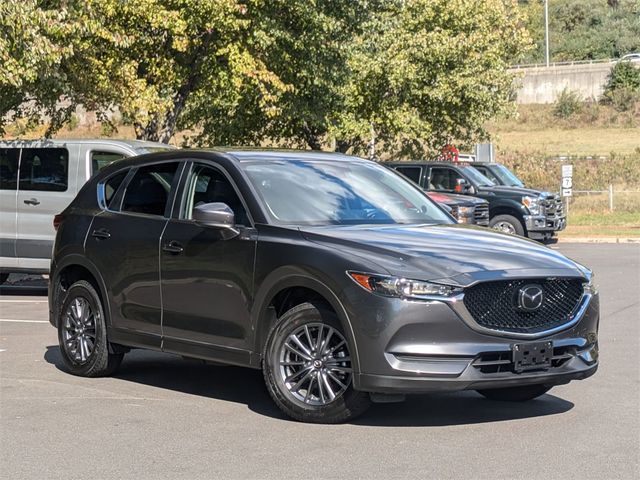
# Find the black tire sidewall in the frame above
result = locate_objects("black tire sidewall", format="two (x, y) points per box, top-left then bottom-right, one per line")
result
(490, 214), (525, 237)
(263, 302), (370, 423)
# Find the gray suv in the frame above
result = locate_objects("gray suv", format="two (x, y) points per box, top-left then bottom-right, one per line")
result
(49, 149), (599, 423)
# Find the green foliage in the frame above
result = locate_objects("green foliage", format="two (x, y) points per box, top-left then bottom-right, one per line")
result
(553, 87), (584, 118)
(332, 0), (532, 158)
(2, 0), (531, 157)
(518, 0), (640, 64)
(601, 60), (640, 110)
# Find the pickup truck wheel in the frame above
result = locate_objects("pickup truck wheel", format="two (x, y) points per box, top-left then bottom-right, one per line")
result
(489, 214), (525, 236)
(263, 302), (371, 424)
(57, 280), (123, 377)
(476, 385), (552, 402)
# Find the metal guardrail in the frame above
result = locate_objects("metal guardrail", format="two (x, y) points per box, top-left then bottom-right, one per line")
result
(511, 58), (617, 69)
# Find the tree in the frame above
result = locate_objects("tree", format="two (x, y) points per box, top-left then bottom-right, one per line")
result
(330, 0), (532, 158)
(0, 1), (78, 135)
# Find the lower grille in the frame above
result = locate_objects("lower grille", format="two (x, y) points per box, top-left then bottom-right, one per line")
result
(463, 278), (584, 334)
(472, 346), (575, 374)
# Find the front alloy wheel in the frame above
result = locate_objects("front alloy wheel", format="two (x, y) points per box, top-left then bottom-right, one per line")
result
(279, 323), (352, 406)
(263, 302), (371, 423)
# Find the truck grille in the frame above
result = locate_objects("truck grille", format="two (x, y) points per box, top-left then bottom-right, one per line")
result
(463, 278), (584, 334)
(543, 195), (564, 220)
(473, 204), (490, 226)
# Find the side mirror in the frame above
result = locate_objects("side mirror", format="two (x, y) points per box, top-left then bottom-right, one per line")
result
(192, 202), (239, 239)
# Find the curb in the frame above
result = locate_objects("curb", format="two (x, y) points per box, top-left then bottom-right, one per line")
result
(557, 237), (640, 244)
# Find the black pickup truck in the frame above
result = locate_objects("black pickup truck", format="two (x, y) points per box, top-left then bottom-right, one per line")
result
(386, 161), (566, 242)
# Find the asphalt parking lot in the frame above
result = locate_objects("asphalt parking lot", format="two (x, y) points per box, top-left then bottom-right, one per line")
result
(0, 243), (638, 480)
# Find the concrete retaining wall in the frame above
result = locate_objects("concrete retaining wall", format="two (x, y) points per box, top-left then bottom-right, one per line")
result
(512, 61), (615, 104)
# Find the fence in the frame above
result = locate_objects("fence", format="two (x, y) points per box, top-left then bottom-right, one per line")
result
(568, 186), (640, 215)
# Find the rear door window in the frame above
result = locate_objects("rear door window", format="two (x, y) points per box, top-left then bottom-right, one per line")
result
(395, 166), (423, 185)
(122, 163), (180, 217)
(0, 148), (20, 190)
(19, 148), (69, 192)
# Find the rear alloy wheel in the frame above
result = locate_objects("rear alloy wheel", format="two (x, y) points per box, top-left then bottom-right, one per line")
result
(58, 280), (123, 377)
(489, 214), (525, 237)
(476, 384), (552, 402)
(263, 302), (371, 423)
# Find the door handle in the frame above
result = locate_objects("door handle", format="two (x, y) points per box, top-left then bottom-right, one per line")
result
(23, 198), (40, 206)
(162, 241), (184, 254)
(91, 228), (111, 240)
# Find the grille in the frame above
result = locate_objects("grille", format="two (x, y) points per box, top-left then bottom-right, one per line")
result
(463, 278), (584, 334)
(543, 195), (564, 219)
(473, 204), (490, 226)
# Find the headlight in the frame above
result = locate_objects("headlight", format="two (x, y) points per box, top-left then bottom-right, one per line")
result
(522, 196), (542, 215)
(583, 272), (597, 294)
(457, 206), (474, 217)
(348, 272), (462, 299)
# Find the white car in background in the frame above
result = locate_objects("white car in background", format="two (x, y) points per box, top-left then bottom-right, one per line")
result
(0, 139), (174, 283)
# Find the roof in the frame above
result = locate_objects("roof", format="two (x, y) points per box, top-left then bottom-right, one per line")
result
(216, 148), (359, 163)
(0, 138), (174, 150)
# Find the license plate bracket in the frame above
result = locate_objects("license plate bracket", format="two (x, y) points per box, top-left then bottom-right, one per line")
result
(512, 341), (553, 372)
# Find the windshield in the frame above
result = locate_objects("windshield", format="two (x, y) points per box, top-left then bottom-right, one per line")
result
(491, 164), (524, 187)
(243, 159), (453, 226)
(459, 165), (495, 187)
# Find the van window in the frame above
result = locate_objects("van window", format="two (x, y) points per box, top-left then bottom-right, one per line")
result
(0, 148), (20, 190)
(19, 148), (69, 192)
(91, 151), (126, 176)
(122, 163), (179, 216)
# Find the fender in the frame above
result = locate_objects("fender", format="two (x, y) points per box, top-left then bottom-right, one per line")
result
(251, 265), (361, 374)
(489, 198), (528, 220)
(49, 253), (112, 329)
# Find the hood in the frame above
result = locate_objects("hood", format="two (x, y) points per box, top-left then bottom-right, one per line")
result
(301, 224), (585, 287)
(480, 185), (554, 198)
(426, 191), (487, 206)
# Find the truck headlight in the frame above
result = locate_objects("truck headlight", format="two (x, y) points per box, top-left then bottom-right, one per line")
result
(457, 206), (474, 217)
(522, 196), (543, 215)
(348, 272), (462, 299)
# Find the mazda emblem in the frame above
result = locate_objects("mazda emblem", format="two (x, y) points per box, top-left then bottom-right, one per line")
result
(518, 284), (544, 311)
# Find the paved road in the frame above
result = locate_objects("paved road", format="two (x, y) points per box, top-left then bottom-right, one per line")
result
(1, 244), (638, 479)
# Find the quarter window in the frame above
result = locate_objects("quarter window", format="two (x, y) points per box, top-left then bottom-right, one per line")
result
(19, 148), (69, 192)
(183, 165), (249, 225)
(102, 170), (129, 209)
(0, 148), (19, 190)
(122, 163), (179, 217)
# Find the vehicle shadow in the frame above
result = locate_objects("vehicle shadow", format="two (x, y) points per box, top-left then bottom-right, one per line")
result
(44, 346), (574, 426)
(0, 284), (48, 296)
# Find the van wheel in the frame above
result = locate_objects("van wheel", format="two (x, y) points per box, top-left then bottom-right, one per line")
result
(57, 280), (123, 377)
(489, 214), (525, 236)
(263, 302), (371, 423)
(476, 385), (552, 402)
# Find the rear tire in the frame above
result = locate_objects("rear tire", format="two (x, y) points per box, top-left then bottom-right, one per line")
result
(476, 384), (552, 402)
(263, 302), (371, 423)
(57, 280), (123, 377)
(489, 214), (525, 237)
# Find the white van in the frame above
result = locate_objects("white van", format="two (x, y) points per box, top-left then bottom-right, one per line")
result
(0, 139), (174, 282)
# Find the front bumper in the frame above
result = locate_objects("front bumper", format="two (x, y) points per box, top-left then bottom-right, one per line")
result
(524, 214), (567, 237)
(343, 285), (599, 395)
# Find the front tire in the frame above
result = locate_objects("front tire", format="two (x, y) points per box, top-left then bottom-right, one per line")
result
(57, 280), (123, 377)
(489, 214), (525, 237)
(476, 384), (552, 402)
(263, 302), (371, 423)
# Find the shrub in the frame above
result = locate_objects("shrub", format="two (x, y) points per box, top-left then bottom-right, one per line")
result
(553, 88), (584, 118)
(602, 61), (640, 111)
